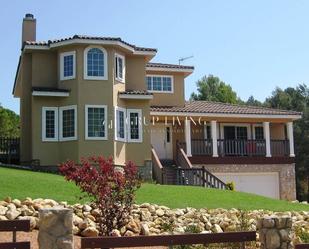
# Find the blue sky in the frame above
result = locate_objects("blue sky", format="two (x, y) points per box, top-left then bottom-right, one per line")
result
(1, 0), (309, 114)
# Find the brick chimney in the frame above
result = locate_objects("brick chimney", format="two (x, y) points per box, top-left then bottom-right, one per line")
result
(22, 13), (36, 47)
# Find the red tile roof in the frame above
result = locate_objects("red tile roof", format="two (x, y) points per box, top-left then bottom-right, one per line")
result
(146, 62), (194, 70)
(119, 90), (153, 95)
(24, 35), (157, 52)
(151, 101), (302, 116)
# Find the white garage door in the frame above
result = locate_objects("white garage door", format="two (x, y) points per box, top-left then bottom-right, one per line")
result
(215, 172), (280, 199)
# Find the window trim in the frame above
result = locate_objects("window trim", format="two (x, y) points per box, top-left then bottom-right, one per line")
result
(114, 106), (127, 142)
(115, 53), (126, 83)
(146, 74), (174, 93)
(84, 46), (108, 80)
(127, 109), (143, 143)
(59, 105), (77, 141)
(42, 107), (59, 142)
(85, 105), (108, 140)
(253, 124), (264, 140)
(60, 51), (76, 81)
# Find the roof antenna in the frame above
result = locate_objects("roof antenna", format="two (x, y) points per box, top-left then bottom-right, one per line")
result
(178, 55), (193, 65)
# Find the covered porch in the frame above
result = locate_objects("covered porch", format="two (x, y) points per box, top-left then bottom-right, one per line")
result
(180, 120), (295, 159)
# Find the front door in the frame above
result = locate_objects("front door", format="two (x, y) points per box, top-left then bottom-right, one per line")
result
(151, 124), (173, 159)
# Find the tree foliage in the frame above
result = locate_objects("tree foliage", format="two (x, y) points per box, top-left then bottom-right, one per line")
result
(190, 75), (239, 104)
(0, 105), (20, 137)
(60, 156), (140, 235)
(265, 84), (309, 201)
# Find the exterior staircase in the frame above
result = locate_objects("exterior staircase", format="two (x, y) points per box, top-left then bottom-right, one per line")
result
(151, 148), (227, 190)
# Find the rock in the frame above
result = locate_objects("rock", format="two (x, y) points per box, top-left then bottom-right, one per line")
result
(78, 220), (88, 230)
(212, 224), (223, 233)
(81, 227), (99, 237)
(141, 211), (152, 221)
(263, 218), (275, 228)
(38, 208), (73, 249)
(141, 223), (150, 235)
(0, 215), (8, 221)
(6, 209), (21, 220)
(73, 225), (80, 235)
(73, 215), (83, 226)
(0, 206), (8, 216)
(91, 208), (100, 217)
(156, 209), (165, 217)
(124, 230), (135, 236)
(110, 229), (121, 237)
(126, 219), (141, 234)
(266, 229), (281, 249)
(83, 205), (92, 212)
(12, 199), (21, 207)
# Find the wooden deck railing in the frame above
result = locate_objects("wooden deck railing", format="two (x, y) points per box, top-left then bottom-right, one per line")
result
(218, 139), (266, 157)
(180, 139), (291, 157)
(81, 231), (256, 249)
(176, 142), (192, 169)
(177, 167), (227, 189)
(0, 137), (20, 164)
(151, 148), (164, 184)
(271, 140), (290, 157)
(191, 139), (212, 155)
(0, 220), (30, 249)
(295, 244), (309, 249)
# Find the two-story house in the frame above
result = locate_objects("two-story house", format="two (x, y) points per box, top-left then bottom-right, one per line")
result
(13, 14), (301, 200)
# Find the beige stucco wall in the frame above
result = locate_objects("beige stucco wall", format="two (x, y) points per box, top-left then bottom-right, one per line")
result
(270, 123), (286, 140)
(20, 44), (152, 167)
(126, 56), (147, 91)
(20, 53), (32, 163)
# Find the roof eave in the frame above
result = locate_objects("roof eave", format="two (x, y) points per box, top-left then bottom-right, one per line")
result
(23, 39), (157, 57)
(150, 111), (302, 120)
(146, 66), (194, 76)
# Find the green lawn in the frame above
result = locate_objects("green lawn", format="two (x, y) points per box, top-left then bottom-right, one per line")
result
(0, 166), (308, 211)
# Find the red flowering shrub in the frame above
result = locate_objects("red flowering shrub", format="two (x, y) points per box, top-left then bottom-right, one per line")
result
(59, 156), (140, 235)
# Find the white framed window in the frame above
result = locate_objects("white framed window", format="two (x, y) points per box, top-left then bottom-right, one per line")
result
(60, 51), (76, 80)
(85, 105), (107, 140)
(115, 53), (125, 83)
(253, 125), (264, 140)
(115, 106), (126, 142)
(84, 46), (108, 80)
(127, 109), (142, 143)
(42, 107), (58, 142)
(59, 105), (77, 141)
(146, 75), (174, 93)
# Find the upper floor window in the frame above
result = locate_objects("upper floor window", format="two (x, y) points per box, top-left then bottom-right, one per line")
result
(60, 51), (76, 80)
(84, 47), (108, 80)
(115, 53), (125, 83)
(254, 126), (264, 140)
(146, 75), (173, 93)
(85, 105), (107, 140)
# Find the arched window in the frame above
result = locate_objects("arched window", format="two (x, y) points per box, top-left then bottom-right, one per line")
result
(84, 47), (108, 80)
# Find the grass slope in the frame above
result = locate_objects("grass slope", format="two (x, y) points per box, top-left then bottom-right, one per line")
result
(0, 167), (308, 211)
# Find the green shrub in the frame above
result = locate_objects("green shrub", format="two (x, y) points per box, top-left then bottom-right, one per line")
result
(295, 226), (309, 243)
(226, 181), (235, 191)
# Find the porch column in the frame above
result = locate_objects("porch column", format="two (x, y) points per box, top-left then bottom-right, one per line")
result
(211, 120), (218, 157)
(263, 122), (271, 157)
(287, 122), (295, 157)
(185, 119), (192, 157)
